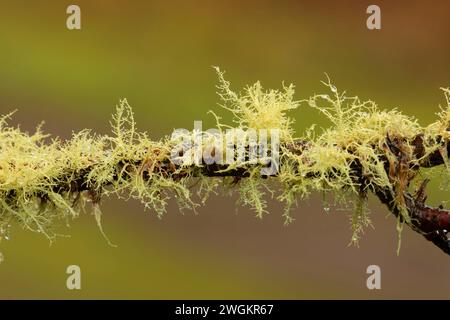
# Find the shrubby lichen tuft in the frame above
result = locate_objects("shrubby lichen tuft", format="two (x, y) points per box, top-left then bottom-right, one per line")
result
(0, 70), (449, 249)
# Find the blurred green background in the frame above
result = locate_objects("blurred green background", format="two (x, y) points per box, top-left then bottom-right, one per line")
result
(0, 0), (449, 299)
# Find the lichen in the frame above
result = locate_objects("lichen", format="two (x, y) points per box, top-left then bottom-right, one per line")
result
(0, 69), (448, 250)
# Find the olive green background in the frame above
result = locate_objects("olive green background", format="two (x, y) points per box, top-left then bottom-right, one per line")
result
(0, 0), (449, 299)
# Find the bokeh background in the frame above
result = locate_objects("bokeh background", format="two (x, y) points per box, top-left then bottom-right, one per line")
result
(0, 0), (449, 299)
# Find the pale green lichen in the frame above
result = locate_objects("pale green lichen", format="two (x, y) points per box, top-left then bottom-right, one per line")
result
(0, 69), (449, 251)
(212, 66), (298, 142)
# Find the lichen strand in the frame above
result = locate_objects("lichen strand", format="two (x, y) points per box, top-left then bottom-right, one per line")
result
(279, 82), (450, 245)
(0, 101), (196, 243)
(0, 71), (449, 251)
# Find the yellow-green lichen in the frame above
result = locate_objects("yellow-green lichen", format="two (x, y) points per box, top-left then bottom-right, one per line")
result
(0, 70), (449, 251)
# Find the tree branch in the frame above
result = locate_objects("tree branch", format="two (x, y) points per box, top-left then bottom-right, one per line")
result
(55, 136), (450, 255)
(2, 82), (449, 256)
